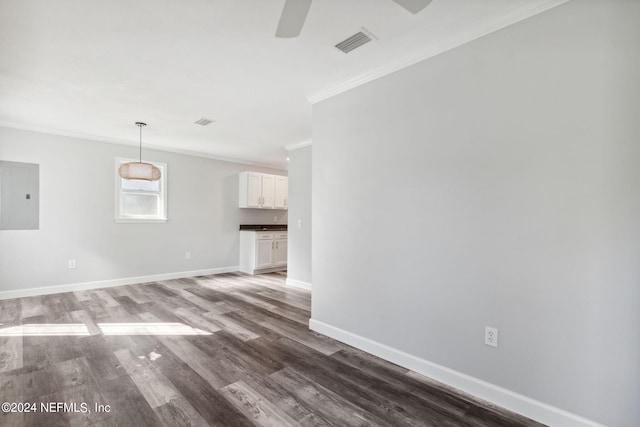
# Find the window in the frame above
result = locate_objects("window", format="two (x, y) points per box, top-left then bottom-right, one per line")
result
(115, 158), (167, 223)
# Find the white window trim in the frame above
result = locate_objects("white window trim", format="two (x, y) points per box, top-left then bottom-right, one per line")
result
(114, 157), (168, 223)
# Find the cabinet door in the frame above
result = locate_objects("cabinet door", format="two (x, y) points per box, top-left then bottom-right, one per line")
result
(273, 238), (288, 266)
(261, 174), (275, 209)
(246, 172), (262, 208)
(256, 239), (274, 268)
(274, 176), (288, 210)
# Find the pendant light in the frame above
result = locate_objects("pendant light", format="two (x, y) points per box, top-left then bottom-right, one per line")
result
(118, 122), (161, 181)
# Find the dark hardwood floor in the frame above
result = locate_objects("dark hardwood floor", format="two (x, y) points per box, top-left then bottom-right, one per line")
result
(0, 272), (544, 426)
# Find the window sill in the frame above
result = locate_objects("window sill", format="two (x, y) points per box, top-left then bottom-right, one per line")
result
(115, 218), (168, 224)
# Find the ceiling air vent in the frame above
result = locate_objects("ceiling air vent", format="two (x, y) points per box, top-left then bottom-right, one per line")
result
(194, 117), (214, 126)
(335, 29), (375, 54)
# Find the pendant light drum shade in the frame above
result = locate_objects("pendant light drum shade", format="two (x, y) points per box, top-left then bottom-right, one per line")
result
(118, 161), (161, 181)
(118, 122), (161, 181)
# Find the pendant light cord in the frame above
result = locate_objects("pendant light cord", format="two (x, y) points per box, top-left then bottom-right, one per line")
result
(136, 122), (147, 163)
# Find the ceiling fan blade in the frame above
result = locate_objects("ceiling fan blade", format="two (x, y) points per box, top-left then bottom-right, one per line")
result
(391, 0), (433, 14)
(275, 0), (312, 38)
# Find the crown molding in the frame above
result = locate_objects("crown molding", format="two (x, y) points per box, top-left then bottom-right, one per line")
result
(284, 140), (312, 151)
(0, 121), (287, 171)
(307, 0), (571, 104)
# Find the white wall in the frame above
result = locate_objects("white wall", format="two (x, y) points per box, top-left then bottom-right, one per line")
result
(0, 126), (287, 293)
(286, 145), (312, 287)
(311, 1), (639, 426)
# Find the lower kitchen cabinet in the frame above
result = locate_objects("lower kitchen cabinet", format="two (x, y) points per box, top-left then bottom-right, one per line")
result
(272, 237), (287, 267)
(240, 230), (287, 274)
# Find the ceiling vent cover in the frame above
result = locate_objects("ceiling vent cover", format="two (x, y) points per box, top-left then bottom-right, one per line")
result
(194, 117), (214, 126)
(335, 30), (374, 53)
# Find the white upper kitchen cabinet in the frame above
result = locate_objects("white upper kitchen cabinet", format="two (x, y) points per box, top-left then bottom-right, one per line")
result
(274, 175), (288, 210)
(239, 171), (262, 208)
(261, 173), (275, 209)
(238, 171), (287, 210)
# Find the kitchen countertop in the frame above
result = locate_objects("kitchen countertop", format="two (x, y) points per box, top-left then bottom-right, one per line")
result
(239, 224), (288, 231)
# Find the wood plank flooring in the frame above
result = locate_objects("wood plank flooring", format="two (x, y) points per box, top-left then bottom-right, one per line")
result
(0, 272), (545, 426)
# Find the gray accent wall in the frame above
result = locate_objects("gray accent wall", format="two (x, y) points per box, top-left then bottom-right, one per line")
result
(0, 126), (286, 292)
(311, 1), (639, 426)
(286, 145), (312, 285)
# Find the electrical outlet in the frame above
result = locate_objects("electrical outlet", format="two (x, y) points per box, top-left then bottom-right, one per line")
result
(485, 326), (498, 348)
(274, 215), (278, 223)
(68, 259), (76, 269)
(297, 219), (302, 228)
(185, 251), (191, 260)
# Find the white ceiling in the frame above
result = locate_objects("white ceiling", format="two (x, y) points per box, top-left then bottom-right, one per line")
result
(0, 0), (566, 169)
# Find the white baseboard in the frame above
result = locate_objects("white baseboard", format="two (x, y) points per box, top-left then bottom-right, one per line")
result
(309, 318), (604, 427)
(285, 278), (312, 291)
(0, 266), (239, 300)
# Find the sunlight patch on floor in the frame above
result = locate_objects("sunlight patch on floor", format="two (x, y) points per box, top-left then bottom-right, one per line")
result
(0, 322), (213, 336)
(98, 322), (212, 336)
(0, 323), (90, 336)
